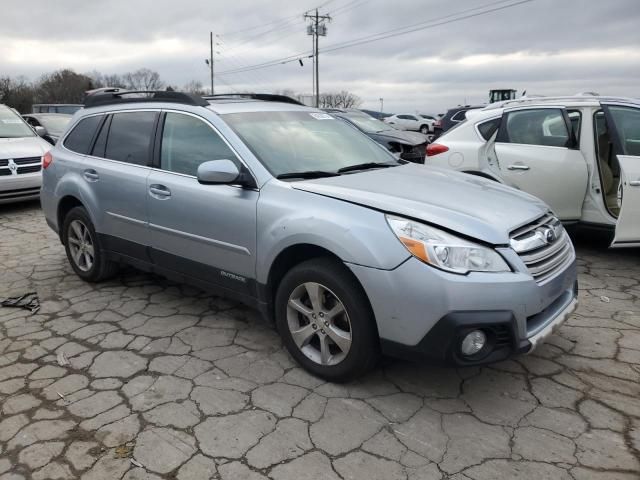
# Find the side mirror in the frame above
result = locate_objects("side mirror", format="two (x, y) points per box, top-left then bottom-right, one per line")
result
(34, 126), (47, 137)
(197, 159), (241, 185)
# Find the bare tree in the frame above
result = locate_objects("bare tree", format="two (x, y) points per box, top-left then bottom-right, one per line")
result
(183, 80), (206, 95)
(86, 71), (126, 89)
(0, 76), (35, 113)
(35, 69), (93, 104)
(318, 90), (362, 108)
(122, 68), (164, 91)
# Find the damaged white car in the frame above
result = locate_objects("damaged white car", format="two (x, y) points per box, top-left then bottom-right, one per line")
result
(426, 95), (640, 247)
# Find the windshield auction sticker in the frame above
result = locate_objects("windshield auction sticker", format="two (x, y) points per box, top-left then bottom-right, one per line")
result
(1, 119), (23, 124)
(309, 113), (334, 120)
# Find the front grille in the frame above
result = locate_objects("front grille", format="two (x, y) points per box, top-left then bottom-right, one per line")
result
(0, 157), (42, 176)
(13, 157), (41, 165)
(17, 165), (42, 174)
(510, 213), (574, 284)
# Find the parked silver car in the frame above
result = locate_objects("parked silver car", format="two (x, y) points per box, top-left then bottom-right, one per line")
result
(41, 91), (578, 381)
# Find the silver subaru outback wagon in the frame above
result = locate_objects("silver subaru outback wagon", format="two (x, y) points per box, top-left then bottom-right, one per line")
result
(41, 91), (578, 381)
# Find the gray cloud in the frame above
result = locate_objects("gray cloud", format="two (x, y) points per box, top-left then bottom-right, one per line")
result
(1, 0), (638, 112)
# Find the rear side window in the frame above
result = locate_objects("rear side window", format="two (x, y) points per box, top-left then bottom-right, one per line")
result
(105, 112), (157, 166)
(91, 116), (110, 158)
(499, 109), (569, 147)
(607, 106), (640, 156)
(63, 115), (102, 154)
(477, 118), (501, 140)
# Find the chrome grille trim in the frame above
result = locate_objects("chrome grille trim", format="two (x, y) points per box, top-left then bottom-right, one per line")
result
(510, 213), (575, 284)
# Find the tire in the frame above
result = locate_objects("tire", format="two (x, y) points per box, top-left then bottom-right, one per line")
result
(419, 125), (429, 134)
(62, 206), (118, 282)
(275, 258), (379, 382)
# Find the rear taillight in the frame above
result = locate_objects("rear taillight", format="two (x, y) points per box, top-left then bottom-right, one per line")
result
(426, 143), (449, 157)
(434, 119), (442, 128)
(42, 151), (53, 169)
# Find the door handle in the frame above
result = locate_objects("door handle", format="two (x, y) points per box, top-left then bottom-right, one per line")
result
(629, 180), (640, 187)
(507, 165), (530, 171)
(83, 169), (99, 182)
(149, 184), (171, 199)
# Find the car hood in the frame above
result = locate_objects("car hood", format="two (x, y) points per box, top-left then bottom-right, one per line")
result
(373, 129), (428, 145)
(0, 136), (51, 159)
(291, 164), (549, 245)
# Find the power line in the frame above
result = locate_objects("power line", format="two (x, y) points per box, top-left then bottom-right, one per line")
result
(219, 0), (338, 37)
(321, 0), (533, 54)
(216, 0), (535, 76)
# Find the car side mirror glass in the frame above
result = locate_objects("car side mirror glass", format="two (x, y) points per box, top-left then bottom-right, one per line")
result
(197, 159), (241, 185)
(34, 126), (47, 137)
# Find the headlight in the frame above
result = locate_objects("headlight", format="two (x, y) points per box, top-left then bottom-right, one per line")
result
(386, 215), (510, 274)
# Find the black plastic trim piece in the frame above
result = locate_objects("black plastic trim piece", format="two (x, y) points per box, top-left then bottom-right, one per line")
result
(85, 91), (209, 108)
(380, 311), (518, 366)
(203, 93), (304, 106)
(96, 233), (268, 315)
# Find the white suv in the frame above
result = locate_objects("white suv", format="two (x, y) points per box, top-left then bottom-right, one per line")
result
(426, 95), (640, 247)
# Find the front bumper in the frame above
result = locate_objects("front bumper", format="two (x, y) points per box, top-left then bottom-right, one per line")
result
(348, 254), (578, 366)
(0, 173), (41, 204)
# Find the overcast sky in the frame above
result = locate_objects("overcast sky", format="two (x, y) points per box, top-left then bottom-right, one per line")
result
(1, 0), (639, 113)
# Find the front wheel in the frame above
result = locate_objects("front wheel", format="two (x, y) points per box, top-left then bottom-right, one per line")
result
(275, 258), (379, 382)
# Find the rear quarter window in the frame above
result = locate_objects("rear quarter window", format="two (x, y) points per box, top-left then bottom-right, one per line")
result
(63, 115), (103, 155)
(477, 118), (501, 140)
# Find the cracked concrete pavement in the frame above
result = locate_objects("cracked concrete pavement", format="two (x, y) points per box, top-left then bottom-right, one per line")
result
(1, 201), (639, 480)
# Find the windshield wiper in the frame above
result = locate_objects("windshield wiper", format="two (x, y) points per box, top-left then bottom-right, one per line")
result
(276, 170), (341, 180)
(337, 162), (397, 174)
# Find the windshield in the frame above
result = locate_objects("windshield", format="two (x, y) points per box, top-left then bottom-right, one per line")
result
(224, 111), (399, 177)
(0, 108), (35, 138)
(343, 114), (395, 134)
(36, 116), (71, 135)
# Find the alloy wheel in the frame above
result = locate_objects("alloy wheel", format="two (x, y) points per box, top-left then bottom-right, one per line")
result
(286, 282), (352, 366)
(67, 219), (95, 272)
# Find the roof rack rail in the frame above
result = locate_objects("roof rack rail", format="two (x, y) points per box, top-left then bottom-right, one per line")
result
(84, 90), (210, 108)
(203, 93), (304, 106)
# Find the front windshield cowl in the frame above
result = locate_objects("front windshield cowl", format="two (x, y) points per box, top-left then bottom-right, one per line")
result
(223, 110), (400, 178)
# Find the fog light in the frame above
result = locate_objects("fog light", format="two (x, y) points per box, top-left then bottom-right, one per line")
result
(461, 330), (487, 356)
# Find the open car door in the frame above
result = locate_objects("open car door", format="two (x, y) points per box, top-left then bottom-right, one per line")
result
(605, 104), (640, 247)
(492, 107), (588, 221)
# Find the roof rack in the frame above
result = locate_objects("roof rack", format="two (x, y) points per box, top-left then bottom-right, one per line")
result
(84, 90), (210, 108)
(203, 93), (304, 106)
(484, 95), (640, 111)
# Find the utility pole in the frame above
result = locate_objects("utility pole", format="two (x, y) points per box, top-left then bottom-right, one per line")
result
(305, 9), (331, 108)
(379, 98), (384, 113)
(209, 32), (215, 95)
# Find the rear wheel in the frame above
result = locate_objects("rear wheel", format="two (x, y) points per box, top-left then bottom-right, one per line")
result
(275, 258), (379, 382)
(420, 125), (429, 134)
(62, 207), (118, 282)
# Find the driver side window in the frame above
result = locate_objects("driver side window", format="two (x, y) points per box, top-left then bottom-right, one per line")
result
(160, 113), (238, 176)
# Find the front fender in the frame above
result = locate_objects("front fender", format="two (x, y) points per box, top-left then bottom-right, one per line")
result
(255, 182), (410, 283)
